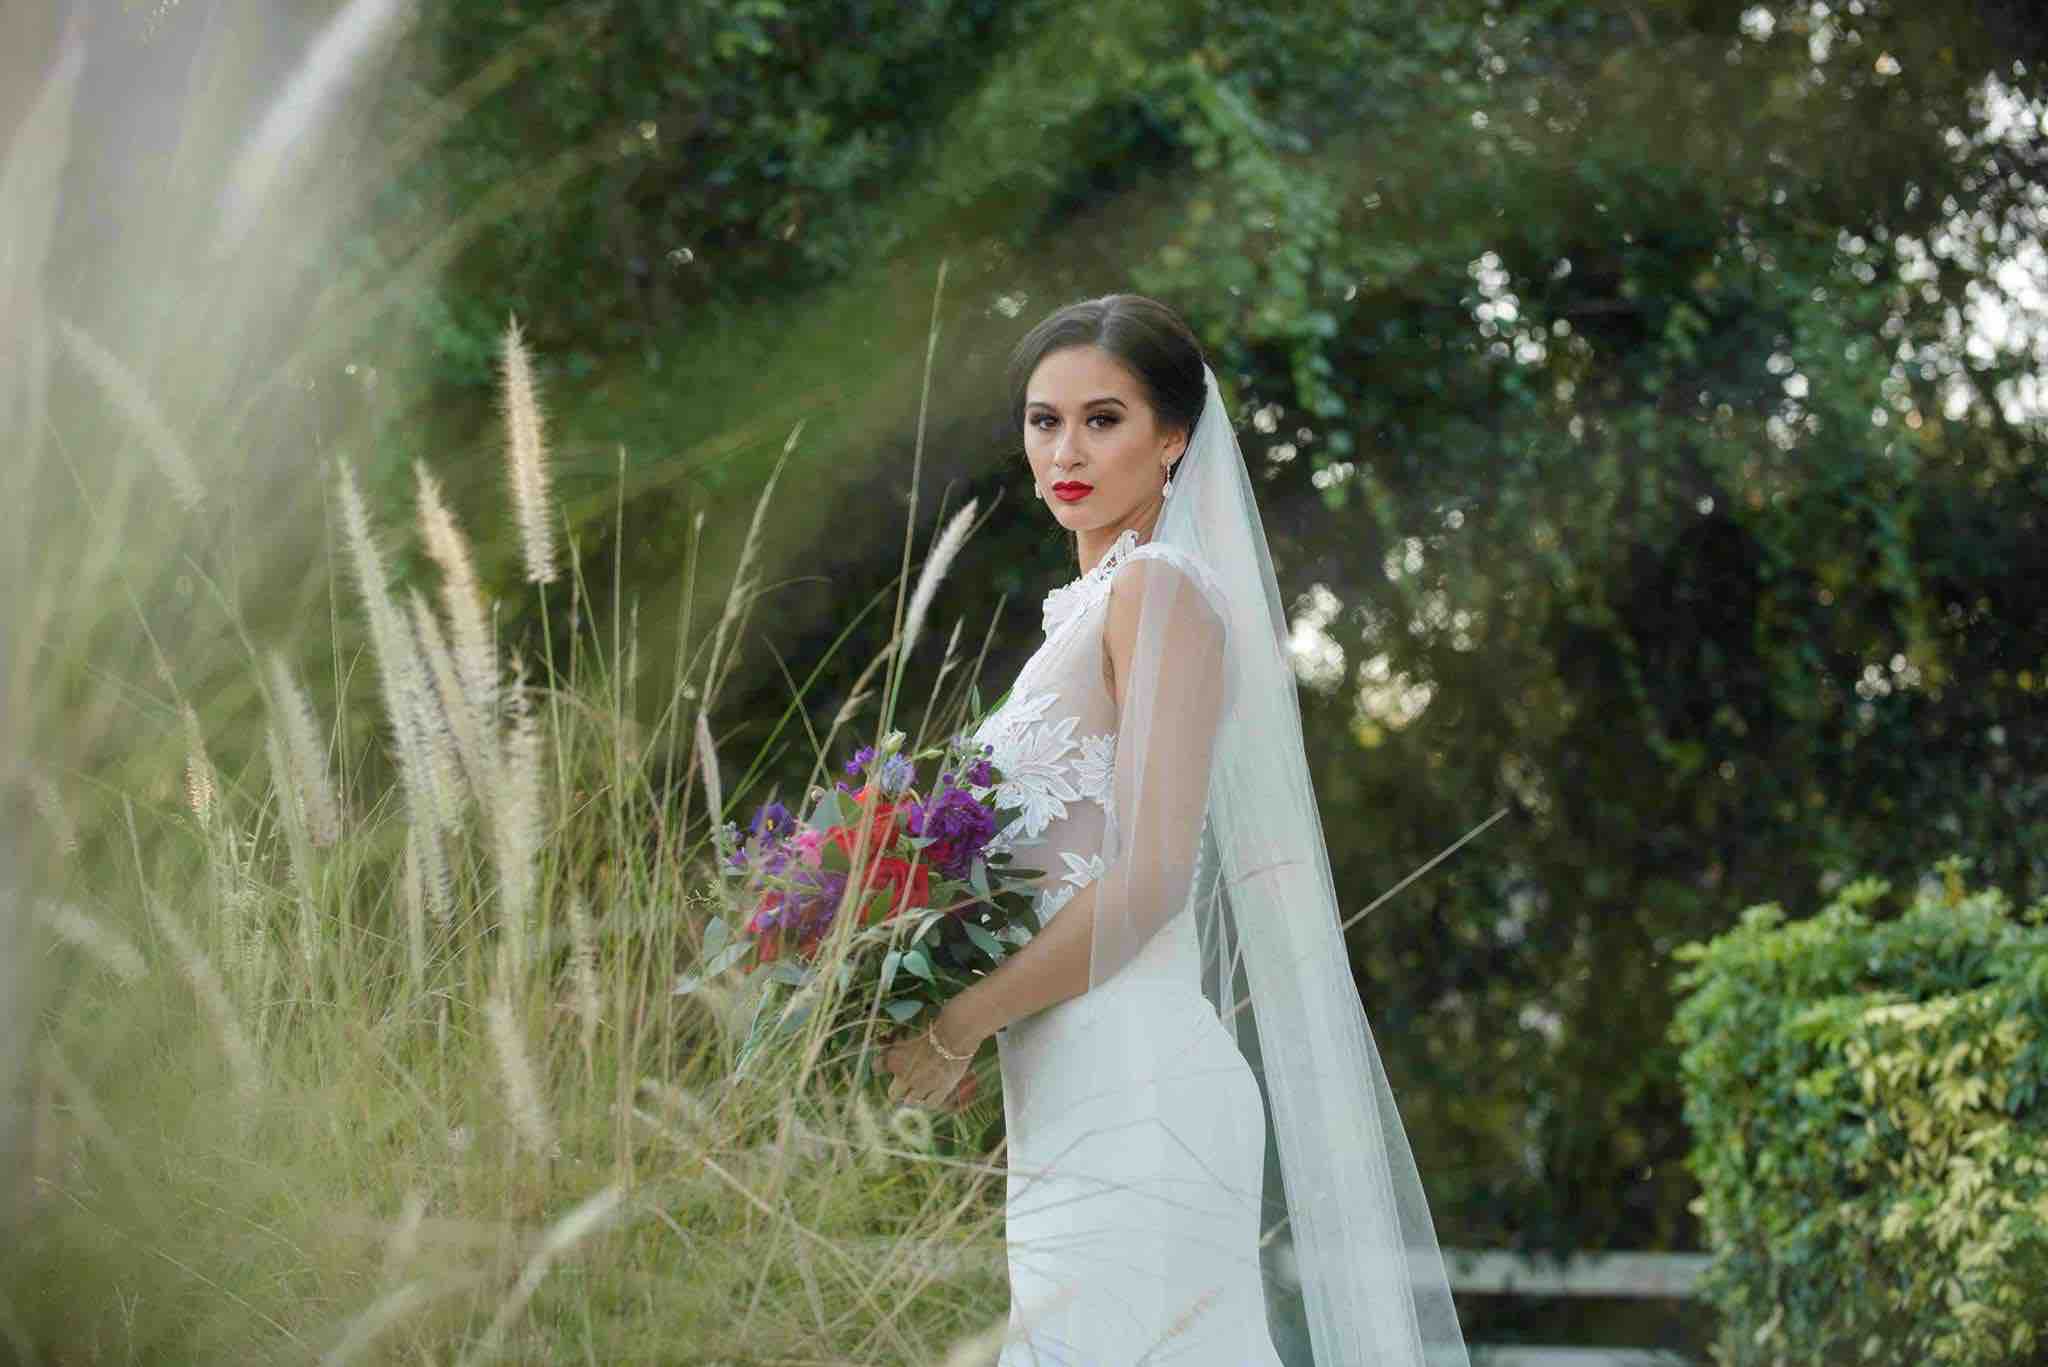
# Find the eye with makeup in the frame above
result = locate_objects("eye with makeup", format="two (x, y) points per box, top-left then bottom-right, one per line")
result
(1029, 413), (1119, 431)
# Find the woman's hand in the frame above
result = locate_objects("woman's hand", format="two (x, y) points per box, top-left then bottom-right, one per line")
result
(877, 1018), (982, 1111)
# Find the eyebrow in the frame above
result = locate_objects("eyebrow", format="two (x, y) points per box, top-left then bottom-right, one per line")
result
(1024, 396), (1127, 411)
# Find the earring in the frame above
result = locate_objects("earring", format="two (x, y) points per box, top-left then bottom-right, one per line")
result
(1161, 472), (1174, 500)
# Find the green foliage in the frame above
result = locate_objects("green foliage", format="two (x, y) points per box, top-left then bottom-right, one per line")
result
(1671, 858), (2048, 1364)
(375, 0), (2048, 1265)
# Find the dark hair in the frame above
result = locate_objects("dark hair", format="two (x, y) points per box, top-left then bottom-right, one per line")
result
(1006, 293), (1206, 468)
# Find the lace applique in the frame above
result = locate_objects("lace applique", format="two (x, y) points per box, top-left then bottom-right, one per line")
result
(972, 688), (1089, 850)
(1031, 851), (1110, 924)
(1058, 850), (1108, 886)
(1072, 733), (1116, 812)
(1039, 527), (1143, 638)
(1038, 883), (1079, 919)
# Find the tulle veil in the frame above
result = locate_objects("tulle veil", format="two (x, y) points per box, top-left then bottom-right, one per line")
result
(1085, 361), (1472, 1364)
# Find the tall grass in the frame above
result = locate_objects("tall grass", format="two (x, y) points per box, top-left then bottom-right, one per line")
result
(3, 7), (1020, 1361)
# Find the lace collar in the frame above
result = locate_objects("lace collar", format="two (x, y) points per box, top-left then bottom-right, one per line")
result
(1040, 527), (1144, 638)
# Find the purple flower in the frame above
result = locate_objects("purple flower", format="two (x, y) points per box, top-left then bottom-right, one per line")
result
(965, 756), (995, 788)
(787, 867), (850, 939)
(737, 801), (797, 876)
(750, 801), (794, 840)
(845, 745), (877, 778)
(905, 785), (997, 880)
(876, 753), (914, 797)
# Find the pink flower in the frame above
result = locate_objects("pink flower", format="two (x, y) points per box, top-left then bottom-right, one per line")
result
(792, 828), (825, 867)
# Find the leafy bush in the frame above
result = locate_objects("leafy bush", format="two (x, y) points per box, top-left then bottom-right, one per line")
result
(1670, 858), (2048, 1364)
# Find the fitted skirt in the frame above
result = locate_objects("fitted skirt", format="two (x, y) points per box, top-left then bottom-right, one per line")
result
(993, 971), (1286, 1365)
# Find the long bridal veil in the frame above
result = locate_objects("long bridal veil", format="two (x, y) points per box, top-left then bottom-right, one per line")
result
(1079, 362), (1471, 1364)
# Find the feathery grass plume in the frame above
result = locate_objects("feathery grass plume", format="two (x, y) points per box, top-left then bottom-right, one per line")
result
(635, 1078), (714, 1136)
(401, 606), (465, 839)
(625, 595), (640, 710)
(888, 1103), (936, 1153)
(206, 821), (267, 996)
(381, 1190), (430, 1282)
(417, 820), (456, 932)
(179, 700), (217, 825)
(900, 498), (978, 662)
(938, 1315), (1017, 1367)
(27, 772), (77, 856)
(493, 653), (543, 968)
(499, 315), (556, 584)
(460, 1183), (623, 1367)
(413, 460), (497, 729)
(145, 892), (263, 1106)
(565, 894), (599, 1072)
(483, 987), (554, 1158)
(849, 1087), (891, 1173)
(267, 652), (341, 845)
(35, 900), (145, 983)
(407, 589), (482, 817)
(320, 1281), (430, 1367)
(692, 709), (722, 829)
(218, 0), (410, 252)
(335, 459), (454, 921)
(400, 829), (427, 995)
(248, 934), (279, 1052)
(53, 318), (206, 512)
(264, 724), (323, 973)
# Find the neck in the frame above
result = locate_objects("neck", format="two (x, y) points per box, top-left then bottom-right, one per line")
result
(1074, 502), (1160, 578)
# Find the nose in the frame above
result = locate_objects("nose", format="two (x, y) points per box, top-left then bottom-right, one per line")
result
(1050, 424), (1078, 468)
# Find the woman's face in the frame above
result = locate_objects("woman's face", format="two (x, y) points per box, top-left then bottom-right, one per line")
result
(1022, 344), (1186, 535)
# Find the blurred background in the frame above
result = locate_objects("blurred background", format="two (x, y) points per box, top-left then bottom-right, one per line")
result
(4, 0), (2044, 1359)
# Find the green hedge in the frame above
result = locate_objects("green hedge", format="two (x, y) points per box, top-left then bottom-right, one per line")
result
(1670, 858), (2048, 1364)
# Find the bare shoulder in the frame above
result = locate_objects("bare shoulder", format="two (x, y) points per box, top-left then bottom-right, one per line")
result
(1100, 548), (1228, 707)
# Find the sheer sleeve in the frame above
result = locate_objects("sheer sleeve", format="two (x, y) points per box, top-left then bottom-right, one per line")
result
(1086, 546), (1233, 991)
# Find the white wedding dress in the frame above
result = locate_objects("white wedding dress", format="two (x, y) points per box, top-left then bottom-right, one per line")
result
(972, 527), (1287, 1365)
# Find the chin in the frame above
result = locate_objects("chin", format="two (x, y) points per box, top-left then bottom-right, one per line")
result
(1051, 501), (1120, 532)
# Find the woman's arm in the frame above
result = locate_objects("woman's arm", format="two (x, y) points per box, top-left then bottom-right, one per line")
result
(938, 857), (1101, 1048)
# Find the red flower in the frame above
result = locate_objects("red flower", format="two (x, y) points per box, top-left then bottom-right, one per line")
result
(827, 801), (901, 865)
(864, 856), (932, 922)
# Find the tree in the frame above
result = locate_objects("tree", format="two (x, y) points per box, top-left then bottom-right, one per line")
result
(388, 0), (2048, 1279)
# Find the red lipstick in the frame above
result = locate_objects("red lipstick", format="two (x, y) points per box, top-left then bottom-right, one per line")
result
(1051, 481), (1093, 503)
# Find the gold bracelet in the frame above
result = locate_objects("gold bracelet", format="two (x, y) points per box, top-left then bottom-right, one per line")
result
(924, 1019), (973, 1062)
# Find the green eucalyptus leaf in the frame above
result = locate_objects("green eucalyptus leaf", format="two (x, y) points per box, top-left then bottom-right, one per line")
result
(963, 921), (1003, 962)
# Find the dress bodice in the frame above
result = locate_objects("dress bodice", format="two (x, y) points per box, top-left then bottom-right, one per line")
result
(967, 527), (1144, 925)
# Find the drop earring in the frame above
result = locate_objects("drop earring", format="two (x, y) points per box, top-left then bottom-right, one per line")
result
(1161, 470), (1174, 500)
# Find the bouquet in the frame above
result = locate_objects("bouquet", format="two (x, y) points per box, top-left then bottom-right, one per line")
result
(675, 728), (1043, 1089)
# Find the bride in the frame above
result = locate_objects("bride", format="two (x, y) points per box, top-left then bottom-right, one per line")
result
(880, 294), (1470, 1365)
